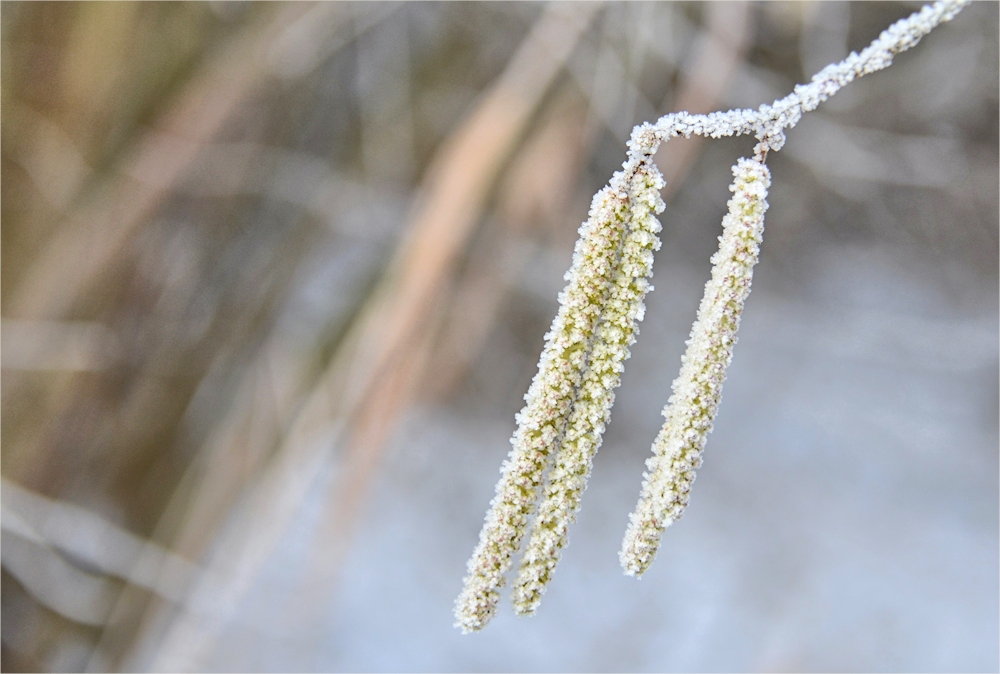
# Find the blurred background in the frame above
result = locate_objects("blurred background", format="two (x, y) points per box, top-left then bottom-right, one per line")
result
(1, 2), (997, 671)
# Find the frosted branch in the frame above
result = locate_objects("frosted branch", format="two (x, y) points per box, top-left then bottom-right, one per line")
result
(456, 0), (968, 630)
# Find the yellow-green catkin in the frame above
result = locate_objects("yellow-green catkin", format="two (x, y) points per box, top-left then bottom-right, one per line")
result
(456, 0), (968, 629)
(454, 153), (663, 632)
(512, 160), (664, 615)
(620, 157), (770, 577)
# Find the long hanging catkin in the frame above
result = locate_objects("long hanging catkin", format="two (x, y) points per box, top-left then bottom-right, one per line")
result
(619, 156), (770, 577)
(455, 0), (967, 631)
(512, 158), (664, 615)
(454, 154), (665, 632)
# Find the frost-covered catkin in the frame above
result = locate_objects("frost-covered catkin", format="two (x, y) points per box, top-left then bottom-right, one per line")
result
(620, 157), (770, 577)
(512, 162), (664, 615)
(454, 161), (660, 632)
(457, 0), (967, 629)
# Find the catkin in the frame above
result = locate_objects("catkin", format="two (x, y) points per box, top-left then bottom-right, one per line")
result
(512, 160), (664, 615)
(620, 157), (770, 577)
(454, 158), (662, 631)
(455, 0), (968, 631)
